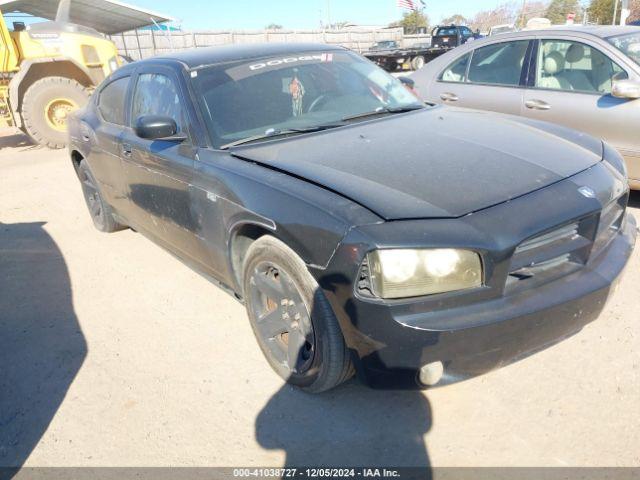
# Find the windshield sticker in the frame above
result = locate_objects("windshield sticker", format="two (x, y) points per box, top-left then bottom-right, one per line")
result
(368, 84), (389, 105)
(249, 53), (334, 71)
(289, 72), (305, 117)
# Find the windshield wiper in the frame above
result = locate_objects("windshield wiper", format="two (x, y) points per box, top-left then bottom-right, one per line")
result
(341, 104), (424, 122)
(220, 123), (345, 150)
(219, 105), (424, 149)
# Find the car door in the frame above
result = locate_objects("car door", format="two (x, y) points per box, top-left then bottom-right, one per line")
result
(86, 75), (131, 213)
(120, 66), (211, 267)
(429, 39), (532, 115)
(460, 26), (475, 45)
(521, 36), (640, 183)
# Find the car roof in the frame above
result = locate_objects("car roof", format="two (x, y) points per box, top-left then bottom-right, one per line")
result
(145, 42), (346, 69)
(539, 25), (640, 37)
(478, 25), (640, 40)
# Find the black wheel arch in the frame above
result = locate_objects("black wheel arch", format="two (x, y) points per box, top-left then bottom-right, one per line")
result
(70, 149), (84, 175)
(227, 217), (345, 300)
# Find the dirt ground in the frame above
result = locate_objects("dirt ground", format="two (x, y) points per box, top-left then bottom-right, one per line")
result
(0, 128), (639, 469)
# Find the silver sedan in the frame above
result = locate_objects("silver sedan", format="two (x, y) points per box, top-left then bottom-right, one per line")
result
(411, 26), (640, 189)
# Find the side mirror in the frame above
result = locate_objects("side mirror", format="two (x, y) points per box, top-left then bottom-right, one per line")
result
(612, 79), (640, 99)
(134, 115), (185, 141)
(398, 76), (415, 88)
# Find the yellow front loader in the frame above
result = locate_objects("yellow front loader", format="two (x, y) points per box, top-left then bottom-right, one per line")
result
(0, 0), (120, 148)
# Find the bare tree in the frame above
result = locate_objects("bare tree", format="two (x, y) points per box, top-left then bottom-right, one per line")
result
(469, 1), (550, 31)
(628, 0), (640, 21)
(441, 14), (469, 25)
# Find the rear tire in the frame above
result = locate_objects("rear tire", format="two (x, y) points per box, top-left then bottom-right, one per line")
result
(77, 160), (124, 233)
(243, 236), (354, 393)
(411, 55), (426, 70)
(22, 76), (90, 149)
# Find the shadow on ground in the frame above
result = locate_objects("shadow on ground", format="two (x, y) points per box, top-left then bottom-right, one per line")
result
(0, 131), (35, 151)
(0, 222), (87, 470)
(256, 381), (432, 470)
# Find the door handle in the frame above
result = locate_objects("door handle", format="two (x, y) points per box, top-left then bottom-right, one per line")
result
(440, 92), (459, 102)
(121, 143), (132, 158)
(525, 99), (551, 110)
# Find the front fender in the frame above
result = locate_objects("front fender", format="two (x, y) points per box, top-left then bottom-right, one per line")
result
(193, 149), (381, 289)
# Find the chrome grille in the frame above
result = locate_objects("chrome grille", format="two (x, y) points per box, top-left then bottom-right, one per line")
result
(515, 222), (580, 254)
(507, 219), (593, 290)
(507, 192), (628, 291)
(510, 220), (590, 274)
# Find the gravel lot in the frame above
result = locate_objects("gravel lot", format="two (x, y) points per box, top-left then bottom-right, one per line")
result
(1, 128), (639, 469)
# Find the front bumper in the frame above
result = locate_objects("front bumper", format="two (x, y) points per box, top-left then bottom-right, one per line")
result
(316, 213), (636, 389)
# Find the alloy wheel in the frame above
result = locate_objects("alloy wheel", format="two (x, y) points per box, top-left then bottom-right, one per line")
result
(248, 262), (315, 375)
(79, 168), (105, 229)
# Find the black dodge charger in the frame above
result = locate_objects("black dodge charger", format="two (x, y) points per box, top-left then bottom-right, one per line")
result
(68, 43), (636, 392)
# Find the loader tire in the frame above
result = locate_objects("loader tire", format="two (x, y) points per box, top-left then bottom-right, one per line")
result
(22, 77), (90, 149)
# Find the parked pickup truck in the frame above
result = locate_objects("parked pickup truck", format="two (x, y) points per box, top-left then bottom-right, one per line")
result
(365, 25), (481, 71)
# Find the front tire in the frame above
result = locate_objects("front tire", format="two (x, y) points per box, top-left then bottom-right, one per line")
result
(22, 76), (90, 149)
(243, 236), (353, 393)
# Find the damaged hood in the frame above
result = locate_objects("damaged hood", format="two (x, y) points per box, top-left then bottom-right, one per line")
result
(231, 107), (603, 220)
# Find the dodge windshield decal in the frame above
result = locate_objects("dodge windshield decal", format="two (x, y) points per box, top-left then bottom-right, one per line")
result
(249, 53), (334, 71)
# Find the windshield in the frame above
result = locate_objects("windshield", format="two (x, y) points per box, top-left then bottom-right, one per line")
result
(608, 32), (640, 66)
(435, 27), (458, 36)
(191, 50), (422, 148)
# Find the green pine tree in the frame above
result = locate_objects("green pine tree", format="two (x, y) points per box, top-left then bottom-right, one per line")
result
(546, 0), (581, 24)
(587, 0), (620, 24)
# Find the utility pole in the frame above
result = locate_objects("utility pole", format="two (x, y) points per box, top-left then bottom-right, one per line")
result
(519, 0), (527, 29)
(612, 0), (619, 25)
(326, 0), (332, 30)
(620, 0), (630, 25)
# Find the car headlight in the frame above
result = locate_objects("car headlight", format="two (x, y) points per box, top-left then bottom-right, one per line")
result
(366, 248), (483, 299)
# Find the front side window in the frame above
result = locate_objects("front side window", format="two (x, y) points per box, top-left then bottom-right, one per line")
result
(191, 51), (422, 148)
(439, 53), (471, 83)
(98, 76), (130, 125)
(467, 41), (529, 86)
(131, 73), (184, 131)
(607, 33), (640, 66)
(536, 39), (628, 94)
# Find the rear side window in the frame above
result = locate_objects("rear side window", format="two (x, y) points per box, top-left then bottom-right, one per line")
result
(536, 39), (628, 94)
(439, 53), (471, 82)
(98, 77), (130, 125)
(467, 40), (529, 86)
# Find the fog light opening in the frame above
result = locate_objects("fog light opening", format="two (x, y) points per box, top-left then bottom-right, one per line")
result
(418, 361), (444, 386)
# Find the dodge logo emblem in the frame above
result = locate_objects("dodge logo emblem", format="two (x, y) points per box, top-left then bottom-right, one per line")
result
(578, 186), (596, 198)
